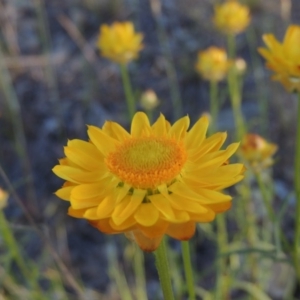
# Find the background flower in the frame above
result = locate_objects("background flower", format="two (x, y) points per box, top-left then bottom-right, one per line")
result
(97, 21), (143, 65)
(53, 112), (244, 251)
(258, 25), (300, 93)
(239, 133), (278, 170)
(213, 0), (251, 35)
(195, 46), (231, 82)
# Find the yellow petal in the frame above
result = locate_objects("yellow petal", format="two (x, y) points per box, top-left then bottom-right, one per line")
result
(194, 143), (240, 169)
(185, 116), (209, 149)
(131, 112), (151, 137)
(169, 182), (230, 205)
(191, 187), (232, 204)
(167, 193), (208, 213)
(87, 125), (119, 156)
(102, 121), (130, 142)
(205, 201), (232, 213)
(134, 203), (159, 226)
(262, 34), (281, 52)
(168, 115), (190, 140)
(71, 196), (102, 210)
(115, 183), (132, 203)
(52, 165), (105, 184)
(189, 132), (227, 160)
(68, 207), (86, 218)
(137, 219), (169, 239)
(189, 209), (216, 222)
(96, 196), (116, 218)
(110, 216), (136, 231)
(64, 147), (104, 171)
(71, 180), (112, 200)
(151, 114), (168, 136)
(55, 185), (74, 201)
(131, 230), (163, 252)
(148, 194), (175, 220)
(89, 219), (118, 234)
(83, 207), (99, 219)
(166, 222), (195, 240)
(112, 189), (146, 225)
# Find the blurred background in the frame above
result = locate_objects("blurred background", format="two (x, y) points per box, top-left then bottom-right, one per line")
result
(0, 0), (300, 299)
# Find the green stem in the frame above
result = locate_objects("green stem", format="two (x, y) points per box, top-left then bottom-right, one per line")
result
(120, 64), (136, 120)
(254, 172), (275, 222)
(215, 214), (228, 299)
(294, 92), (300, 281)
(181, 241), (196, 300)
(134, 245), (147, 300)
(0, 211), (28, 279)
(227, 34), (236, 59)
(154, 237), (175, 300)
(226, 34), (246, 140)
(209, 81), (219, 134)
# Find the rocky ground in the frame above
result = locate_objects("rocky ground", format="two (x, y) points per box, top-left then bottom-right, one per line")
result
(0, 0), (299, 298)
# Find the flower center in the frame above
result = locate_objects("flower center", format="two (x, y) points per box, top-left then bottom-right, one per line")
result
(105, 136), (187, 189)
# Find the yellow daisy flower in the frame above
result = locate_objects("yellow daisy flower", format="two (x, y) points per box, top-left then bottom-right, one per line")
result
(195, 46), (231, 82)
(97, 21), (143, 65)
(213, 0), (251, 35)
(258, 25), (300, 93)
(240, 133), (278, 170)
(53, 112), (245, 251)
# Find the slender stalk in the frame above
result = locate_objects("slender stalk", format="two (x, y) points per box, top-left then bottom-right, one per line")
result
(209, 80), (219, 134)
(227, 34), (236, 59)
(226, 34), (246, 140)
(0, 164), (86, 299)
(134, 245), (148, 300)
(154, 237), (175, 300)
(120, 64), (136, 120)
(215, 214), (228, 299)
(181, 241), (195, 300)
(254, 172), (275, 222)
(0, 211), (28, 279)
(294, 92), (300, 281)
(107, 244), (133, 300)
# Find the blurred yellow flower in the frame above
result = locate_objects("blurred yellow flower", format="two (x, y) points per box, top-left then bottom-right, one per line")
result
(195, 47), (231, 82)
(97, 22), (143, 65)
(140, 89), (160, 111)
(0, 188), (9, 210)
(240, 134), (278, 170)
(213, 0), (251, 35)
(258, 25), (300, 93)
(53, 112), (244, 251)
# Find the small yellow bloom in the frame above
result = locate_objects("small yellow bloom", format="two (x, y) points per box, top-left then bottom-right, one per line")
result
(97, 22), (143, 65)
(240, 134), (278, 170)
(53, 112), (244, 251)
(258, 25), (300, 93)
(0, 188), (9, 210)
(140, 89), (160, 111)
(195, 47), (231, 82)
(213, 0), (251, 35)
(233, 57), (247, 76)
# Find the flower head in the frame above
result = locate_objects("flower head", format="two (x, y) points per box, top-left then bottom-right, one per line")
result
(258, 25), (300, 93)
(213, 0), (251, 35)
(195, 47), (231, 82)
(0, 188), (9, 210)
(140, 89), (160, 111)
(240, 134), (278, 170)
(97, 22), (143, 65)
(53, 112), (244, 251)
